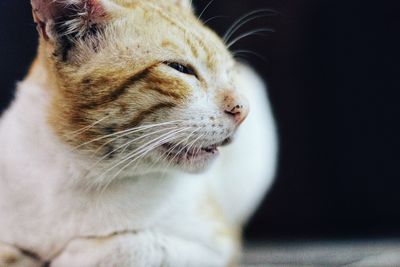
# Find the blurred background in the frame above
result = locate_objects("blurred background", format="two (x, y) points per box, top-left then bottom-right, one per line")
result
(1, 0), (400, 242)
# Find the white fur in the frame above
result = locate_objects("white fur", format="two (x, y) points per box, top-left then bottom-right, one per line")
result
(0, 65), (277, 266)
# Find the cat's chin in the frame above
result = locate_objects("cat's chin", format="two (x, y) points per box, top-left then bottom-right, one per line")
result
(160, 143), (218, 172)
(157, 137), (233, 173)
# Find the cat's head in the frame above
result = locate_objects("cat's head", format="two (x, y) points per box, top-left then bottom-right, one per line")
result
(31, 0), (249, 177)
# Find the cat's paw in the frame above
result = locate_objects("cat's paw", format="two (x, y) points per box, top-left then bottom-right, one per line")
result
(0, 243), (41, 267)
(50, 235), (140, 267)
(50, 238), (111, 267)
(50, 231), (229, 267)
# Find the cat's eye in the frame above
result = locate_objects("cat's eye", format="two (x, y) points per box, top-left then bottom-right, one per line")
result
(165, 62), (197, 77)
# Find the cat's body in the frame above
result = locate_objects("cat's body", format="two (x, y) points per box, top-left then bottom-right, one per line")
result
(0, 0), (277, 266)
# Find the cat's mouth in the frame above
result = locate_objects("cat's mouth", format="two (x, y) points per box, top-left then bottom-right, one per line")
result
(160, 137), (233, 163)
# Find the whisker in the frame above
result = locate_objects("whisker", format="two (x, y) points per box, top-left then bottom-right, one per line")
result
(94, 124), (180, 157)
(163, 128), (201, 169)
(188, 134), (207, 170)
(160, 144), (191, 179)
(227, 28), (274, 48)
(161, 127), (201, 165)
(96, 133), (184, 196)
(105, 129), (188, 182)
(203, 15), (227, 25)
(98, 130), (183, 180)
(64, 115), (110, 139)
(155, 132), (194, 171)
(145, 126), (195, 169)
(96, 127), (192, 181)
(232, 49), (267, 62)
(88, 126), (180, 170)
(120, 132), (186, 177)
(194, 139), (206, 157)
(156, 127), (202, 180)
(183, 133), (204, 160)
(73, 120), (184, 150)
(139, 130), (189, 174)
(223, 9), (276, 43)
(224, 14), (273, 44)
(198, 0), (215, 20)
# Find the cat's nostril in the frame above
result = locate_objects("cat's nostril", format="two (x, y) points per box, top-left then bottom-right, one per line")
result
(225, 105), (242, 116)
(220, 90), (249, 125)
(224, 103), (248, 125)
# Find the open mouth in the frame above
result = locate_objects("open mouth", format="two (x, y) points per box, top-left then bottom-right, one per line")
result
(161, 137), (233, 162)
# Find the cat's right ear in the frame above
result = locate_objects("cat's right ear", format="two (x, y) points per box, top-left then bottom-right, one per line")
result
(31, 0), (107, 41)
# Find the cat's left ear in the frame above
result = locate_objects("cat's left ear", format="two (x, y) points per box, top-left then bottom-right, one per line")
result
(31, 0), (107, 41)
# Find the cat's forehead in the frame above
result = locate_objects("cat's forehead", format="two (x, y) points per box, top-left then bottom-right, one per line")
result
(107, 1), (234, 72)
(109, 0), (192, 11)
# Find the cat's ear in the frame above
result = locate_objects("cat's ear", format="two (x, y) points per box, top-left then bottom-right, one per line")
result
(31, 0), (107, 41)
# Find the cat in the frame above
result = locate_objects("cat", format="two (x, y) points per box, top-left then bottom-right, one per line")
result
(0, 0), (277, 266)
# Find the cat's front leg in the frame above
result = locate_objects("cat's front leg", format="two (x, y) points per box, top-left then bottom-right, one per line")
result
(50, 231), (230, 267)
(0, 243), (42, 267)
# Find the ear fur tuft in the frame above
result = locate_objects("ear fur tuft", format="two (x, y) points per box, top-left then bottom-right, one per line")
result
(31, 0), (107, 60)
(32, 0), (107, 38)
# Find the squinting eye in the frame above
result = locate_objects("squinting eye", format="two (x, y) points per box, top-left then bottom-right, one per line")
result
(166, 62), (196, 76)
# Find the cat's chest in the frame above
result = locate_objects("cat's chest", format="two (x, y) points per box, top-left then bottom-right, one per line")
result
(0, 173), (203, 259)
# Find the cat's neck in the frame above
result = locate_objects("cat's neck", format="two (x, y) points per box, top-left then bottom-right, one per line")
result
(0, 75), (76, 183)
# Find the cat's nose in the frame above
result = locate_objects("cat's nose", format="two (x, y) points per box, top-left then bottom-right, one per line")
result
(221, 91), (249, 125)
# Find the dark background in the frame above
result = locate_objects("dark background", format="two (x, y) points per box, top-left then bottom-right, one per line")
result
(1, 0), (400, 241)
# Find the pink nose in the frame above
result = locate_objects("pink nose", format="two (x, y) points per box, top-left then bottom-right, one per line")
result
(222, 92), (249, 125)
